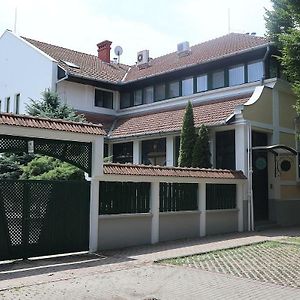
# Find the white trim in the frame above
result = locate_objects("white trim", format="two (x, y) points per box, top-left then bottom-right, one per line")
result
(151, 182), (160, 244)
(99, 213), (152, 219)
(206, 208), (239, 213)
(166, 136), (174, 166)
(159, 210), (199, 216)
(198, 182), (206, 237)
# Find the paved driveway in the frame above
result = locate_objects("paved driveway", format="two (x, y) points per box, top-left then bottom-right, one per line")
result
(0, 227), (300, 299)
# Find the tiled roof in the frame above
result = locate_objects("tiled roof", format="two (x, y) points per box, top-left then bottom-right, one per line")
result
(23, 33), (269, 84)
(0, 113), (106, 135)
(109, 96), (249, 138)
(23, 37), (129, 83)
(103, 163), (246, 180)
(125, 33), (270, 82)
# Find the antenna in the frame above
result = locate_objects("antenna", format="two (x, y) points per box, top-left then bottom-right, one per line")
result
(114, 46), (123, 64)
(14, 6), (18, 33)
(227, 8), (231, 33)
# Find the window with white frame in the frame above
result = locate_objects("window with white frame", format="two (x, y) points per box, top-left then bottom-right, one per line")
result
(229, 65), (245, 86)
(143, 86), (154, 104)
(248, 61), (264, 82)
(15, 93), (20, 114)
(196, 74), (208, 92)
(5, 97), (10, 113)
(182, 77), (193, 96)
(212, 70), (225, 89)
(134, 89), (143, 106)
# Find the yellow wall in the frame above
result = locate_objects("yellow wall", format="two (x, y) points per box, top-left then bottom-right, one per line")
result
(243, 88), (273, 124)
(280, 132), (296, 148)
(279, 91), (297, 129)
(281, 185), (300, 200)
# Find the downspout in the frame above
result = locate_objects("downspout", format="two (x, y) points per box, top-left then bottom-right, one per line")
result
(262, 45), (270, 84)
(247, 121), (254, 231)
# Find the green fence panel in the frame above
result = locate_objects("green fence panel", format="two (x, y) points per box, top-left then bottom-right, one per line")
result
(99, 182), (150, 215)
(159, 183), (198, 212)
(206, 184), (236, 210)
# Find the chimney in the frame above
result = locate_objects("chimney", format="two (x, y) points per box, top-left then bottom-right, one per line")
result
(97, 40), (112, 63)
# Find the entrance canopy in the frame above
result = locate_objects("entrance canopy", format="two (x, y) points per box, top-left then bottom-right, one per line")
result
(252, 144), (297, 156)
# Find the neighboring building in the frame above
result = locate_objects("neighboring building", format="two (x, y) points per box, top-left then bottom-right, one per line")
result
(0, 29), (299, 229)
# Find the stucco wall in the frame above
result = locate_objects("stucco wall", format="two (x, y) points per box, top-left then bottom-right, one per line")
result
(98, 214), (151, 250)
(0, 30), (56, 114)
(206, 210), (238, 235)
(57, 81), (117, 115)
(159, 212), (200, 242)
(279, 91), (297, 129)
(272, 199), (300, 226)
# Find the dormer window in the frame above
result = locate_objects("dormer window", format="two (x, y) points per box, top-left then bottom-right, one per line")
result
(168, 81), (180, 98)
(182, 77), (193, 96)
(229, 65), (245, 86)
(248, 61), (263, 82)
(197, 75), (208, 92)
(95, 89), (113, 109)
(212, 70), (225, 89)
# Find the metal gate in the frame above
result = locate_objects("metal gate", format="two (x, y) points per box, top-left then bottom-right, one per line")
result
(0, 180), (90, 261)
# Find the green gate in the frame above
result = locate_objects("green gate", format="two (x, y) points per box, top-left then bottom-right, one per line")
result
(0, 180), (90, 261)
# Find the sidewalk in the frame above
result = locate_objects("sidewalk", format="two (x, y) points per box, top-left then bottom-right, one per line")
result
(0, 227), (299, 299)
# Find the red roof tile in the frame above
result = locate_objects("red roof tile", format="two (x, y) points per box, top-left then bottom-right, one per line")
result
(109, 96), (249, 138)
(23, 33), (270, 84)
(23, 37), (129, 84)
(0, 113), (106, 135)
(125, 33), (270, 82)
(103, 163), (246, 180)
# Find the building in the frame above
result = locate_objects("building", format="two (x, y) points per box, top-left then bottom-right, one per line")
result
(0, 29), (299, 232)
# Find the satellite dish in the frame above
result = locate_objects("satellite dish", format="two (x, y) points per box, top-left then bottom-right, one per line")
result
(114, 46), (123, 56)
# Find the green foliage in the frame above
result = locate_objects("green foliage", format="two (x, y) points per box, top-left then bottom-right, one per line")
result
(20, 156), (85, 181)
(0, 153), (34, 180)
(265, 0), (300, 114)
(192, 124), (212, 168)
(178, 101), (196, 167)
(26, 89), (86, 122)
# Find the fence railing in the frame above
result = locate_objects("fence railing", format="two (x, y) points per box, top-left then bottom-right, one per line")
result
(159, 183), (198, 212)
(99, 181), (150, 215)
(206, 184), (236, 210)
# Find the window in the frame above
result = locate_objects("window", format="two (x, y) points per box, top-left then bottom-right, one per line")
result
(143, 86), (154, 104)
(113, 142), (133, 163)
(15, 93), (20, 114)
(134, 89), (143, 106)
(248, 61), (263, 82)
(120, 92), (131, 109)
(229, 65), (245, 86)
(142, 138), (166, 166)
(5, 97), (10, 113)
(168, 81), (180, 98)
(216, 130), (235, 170)
(94, 89), (113, 109)
(155, 84), (166, 101)
(212, 70), (225, 89)
(197, 75), (208, 92)
(182, 77), (193, 96)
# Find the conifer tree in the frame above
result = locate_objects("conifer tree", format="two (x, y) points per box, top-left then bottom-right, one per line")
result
(178, 101), (196, 167)
(192, 124), (212, 168)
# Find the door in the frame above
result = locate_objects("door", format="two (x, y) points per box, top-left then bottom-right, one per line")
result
(252, 132), (269, 221)
(0, 180), (90, 261)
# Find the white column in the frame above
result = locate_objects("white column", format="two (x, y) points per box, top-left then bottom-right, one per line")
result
(237, 182), (244, 232)
(166, 136), (174, 166)
(198, 182), (206, 237)
(151, 181), (160, 244)
(89, 136), (103, 253)
(133, 140), (140, 164)
(108, 143), (113, 158)
(235, 124), (248, 174)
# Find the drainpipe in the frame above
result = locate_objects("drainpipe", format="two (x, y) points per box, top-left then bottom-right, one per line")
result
(261, 46), (270, 84)
(247, 122), (254, 231)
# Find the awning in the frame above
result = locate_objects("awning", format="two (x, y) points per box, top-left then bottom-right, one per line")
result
(252, 144), (297, 156)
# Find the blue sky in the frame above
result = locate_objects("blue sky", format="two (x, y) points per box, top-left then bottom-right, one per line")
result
(0, 0), (272, 65)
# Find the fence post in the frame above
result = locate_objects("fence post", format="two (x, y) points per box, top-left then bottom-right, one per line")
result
(151, 181), (160, 244)
(237, 182), (244, 232)
(198, 182), (206, 237)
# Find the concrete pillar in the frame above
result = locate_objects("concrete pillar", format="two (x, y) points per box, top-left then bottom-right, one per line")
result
(133, 140), (140, 164)
(237, 182), (244, 232)
(151, 182), (160, 244)
(198, 182), (206, 237)
(235, 124), (248, 174)
(108, 143), (113, 158)
(166, 136), (174, 166)
(89, 136), (103, 253)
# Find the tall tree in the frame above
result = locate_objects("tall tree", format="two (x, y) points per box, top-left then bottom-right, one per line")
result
(192, 124), (212, 168)
(178, 101), (196, 167)
(265, 0), (300, 114)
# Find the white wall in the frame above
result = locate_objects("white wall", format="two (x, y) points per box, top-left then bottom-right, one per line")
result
(57, 80), (118, 115)
(0, 30), (56, 114)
